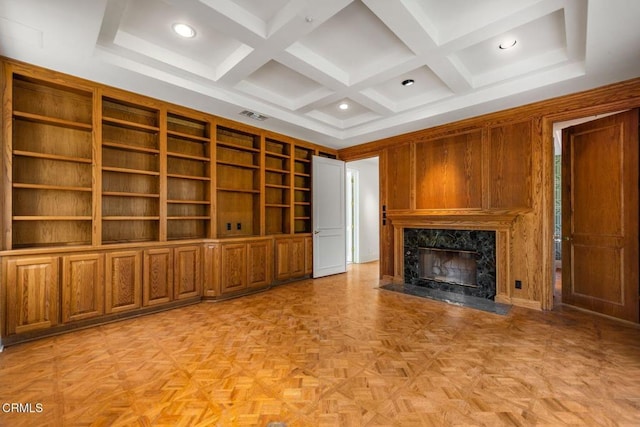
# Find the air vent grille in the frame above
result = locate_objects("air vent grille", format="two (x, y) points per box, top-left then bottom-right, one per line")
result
(240, 110), (268, 121)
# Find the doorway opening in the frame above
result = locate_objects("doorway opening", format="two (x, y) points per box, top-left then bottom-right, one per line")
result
(346, 157), (380, 265)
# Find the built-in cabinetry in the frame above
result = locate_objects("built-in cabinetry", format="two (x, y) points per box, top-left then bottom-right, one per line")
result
(5, 256), (59, 335)
(274, 235), (313, 282)
(105, 250), (142, 314)
(1, 59), (335, 346)
(203, 237), (273, 296)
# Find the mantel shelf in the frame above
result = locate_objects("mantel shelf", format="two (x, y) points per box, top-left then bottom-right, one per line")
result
(387, 210), (525, 229)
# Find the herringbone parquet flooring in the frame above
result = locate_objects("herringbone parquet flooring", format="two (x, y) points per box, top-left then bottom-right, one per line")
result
(1, 262), (640, 426)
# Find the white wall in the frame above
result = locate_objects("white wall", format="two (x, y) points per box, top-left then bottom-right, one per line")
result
(347, 157), (379, 263)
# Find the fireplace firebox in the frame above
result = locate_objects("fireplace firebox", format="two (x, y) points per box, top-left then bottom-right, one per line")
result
(418, 247), (477, 287)
(404, 228), (496, 299)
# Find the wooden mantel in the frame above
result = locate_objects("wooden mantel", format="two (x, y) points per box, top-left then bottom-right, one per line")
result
(387, 210), (521, 229)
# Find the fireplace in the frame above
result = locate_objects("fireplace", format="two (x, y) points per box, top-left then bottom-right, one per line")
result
(404, 228), (496, 299)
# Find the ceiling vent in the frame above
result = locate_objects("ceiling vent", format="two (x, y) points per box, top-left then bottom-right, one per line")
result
(240, 110), (268, 121)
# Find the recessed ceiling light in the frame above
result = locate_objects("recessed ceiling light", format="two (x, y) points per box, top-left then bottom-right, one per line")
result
(172, 23), (196, 38)
(402, 79), (415, 87)
(499, 39), (517, 50)
(338, 102), (349, 110)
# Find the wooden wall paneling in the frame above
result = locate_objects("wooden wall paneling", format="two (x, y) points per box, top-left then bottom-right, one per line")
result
(62, 253), (104, 323)
(247, 239), (271, 287)
(203, 243), (220, 297)
(488, 120), (533, 209)
(414, 130), (483, 209)
(481, 127), (491, 210)
(105, 250), (142, 314)
(379, 149), (393, 278)
(143, 247), (173, 306)
(5, 256), (59, 335)
(220, 243), (246, 293)
(174, 245), (201, 299)
(385, 143), (412, 210)
(494, 229), (511, 303)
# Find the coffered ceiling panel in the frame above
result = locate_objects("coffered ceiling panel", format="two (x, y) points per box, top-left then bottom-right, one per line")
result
(293, 1), (415, 84)
(1, 0), (638, 149)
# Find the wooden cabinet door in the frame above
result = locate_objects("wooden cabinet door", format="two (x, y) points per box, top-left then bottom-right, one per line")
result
(203, 243), (221, 297)
(174, 245), (201, 300)
(5, 256), (59, 335)
(275, 239), (291, 281)
(221, 243), (246, 293)
(143, 248), (173, 306)
(304, 236), (313, 276)
(105, 251), (141, 314)
(290, 237), (305, 278)
(247, 240), (271, 288)
(62, 253), (104, 323)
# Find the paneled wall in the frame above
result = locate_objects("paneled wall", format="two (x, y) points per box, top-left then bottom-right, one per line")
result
(339, 77), (640, 310)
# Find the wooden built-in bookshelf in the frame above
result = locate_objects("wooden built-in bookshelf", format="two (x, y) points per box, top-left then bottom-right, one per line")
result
(10, 74), (94, 248)
(2, 61), (335, 251)
(215, 126), (261, 237)
(0, 58), (338, 345)
(166, 111), (212, 240)
(101, 97), (161, 244)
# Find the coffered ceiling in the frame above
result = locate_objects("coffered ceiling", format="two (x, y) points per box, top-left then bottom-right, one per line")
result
(1, 0), (639, 149)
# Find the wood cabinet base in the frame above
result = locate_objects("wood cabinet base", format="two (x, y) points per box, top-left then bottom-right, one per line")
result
(1, 296), (200, 347)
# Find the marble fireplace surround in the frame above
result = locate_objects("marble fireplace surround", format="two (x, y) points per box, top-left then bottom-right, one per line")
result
(388, 213), (517, 305)
(405, 229), (496, 299)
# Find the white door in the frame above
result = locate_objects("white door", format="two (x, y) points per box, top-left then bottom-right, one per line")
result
(312, 155), (346, 278)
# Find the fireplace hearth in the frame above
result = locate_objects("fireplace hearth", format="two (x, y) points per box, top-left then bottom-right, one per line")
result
(404, 228), (496, 299)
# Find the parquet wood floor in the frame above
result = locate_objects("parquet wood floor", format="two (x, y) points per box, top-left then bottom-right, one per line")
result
(1, 262), (640, 426)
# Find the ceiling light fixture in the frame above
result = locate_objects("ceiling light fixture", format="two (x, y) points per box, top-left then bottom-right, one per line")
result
(172, 23), (196, 38)
(498, 39), (517, 50)
(402, 79), (415, 86)
(338, 102), (349, 110)
(305, 16), (313, 23)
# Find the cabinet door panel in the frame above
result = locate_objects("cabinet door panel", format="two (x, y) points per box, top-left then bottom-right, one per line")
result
(221, 244), (246, 293)
(247, 240), (271, 287)
(143, 248), (173, 306)
(203, 244), (220, 297)
(6, 257), (59, 335)
(105, 251), (141, 314)
(174, 246), (201, 300)
(62, 254), (104, 323)
(290, 237), (305, 278)
(275, 239), (291, 281)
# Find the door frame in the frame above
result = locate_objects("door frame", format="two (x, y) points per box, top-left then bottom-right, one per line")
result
(543, 107), (640, 313)
(346, 168), (359, 264)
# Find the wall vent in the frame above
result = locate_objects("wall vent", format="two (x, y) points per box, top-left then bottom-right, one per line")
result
(240, 110), (268, 121)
